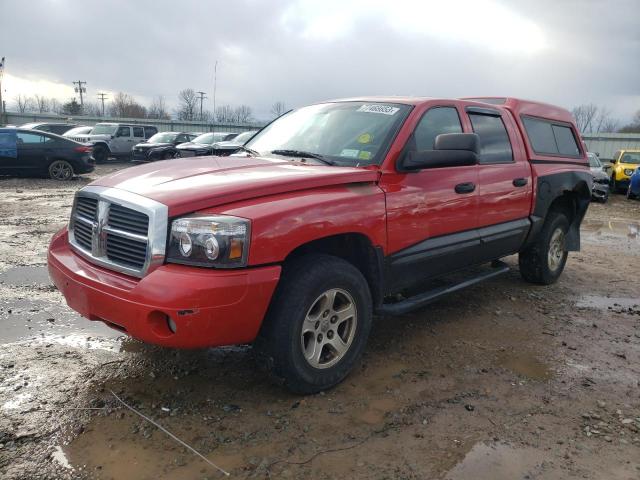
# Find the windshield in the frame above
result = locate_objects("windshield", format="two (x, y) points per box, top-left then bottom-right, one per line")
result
(233, 131), (256, 144)
(191, 132), (230, 145)
(64, 127), (92, 136)
(587, 153), (601, 168)
(92, 124), (118, 135)
(245, 102), (411, 165)
(620, 152), (640, 164)
(148, 132), (178, 143)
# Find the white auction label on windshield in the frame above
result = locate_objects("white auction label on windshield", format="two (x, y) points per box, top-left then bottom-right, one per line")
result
(357, 104), (399, 115)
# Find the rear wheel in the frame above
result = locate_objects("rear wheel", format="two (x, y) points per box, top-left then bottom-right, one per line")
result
(519, 210), (569, 285)
(93, 145), (108, 163)
(254, 254), (372, 394)
(48, 160), (74, 181)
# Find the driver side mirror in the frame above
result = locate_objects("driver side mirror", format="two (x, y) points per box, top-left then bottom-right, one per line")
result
(400, 133), (480, 171)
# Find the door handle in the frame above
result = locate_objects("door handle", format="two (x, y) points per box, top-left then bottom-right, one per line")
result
(513, 178), (528, 187)
(455, 182), (476, 194)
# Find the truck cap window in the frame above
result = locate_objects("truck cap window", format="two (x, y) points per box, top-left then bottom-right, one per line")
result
(245, 102), (411, 166)
(522, 116), (580, 157)
(468, 113), (513, 164)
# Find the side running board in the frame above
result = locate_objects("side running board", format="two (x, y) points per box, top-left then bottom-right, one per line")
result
(377, 261), (510, 316)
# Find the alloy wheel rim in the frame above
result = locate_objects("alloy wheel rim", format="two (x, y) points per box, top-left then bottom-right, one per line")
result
(300, 288), (357, 369)
(51, 161), (72, 180)
(548, 228), (565, 271)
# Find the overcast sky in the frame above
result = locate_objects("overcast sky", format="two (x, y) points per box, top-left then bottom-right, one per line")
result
(1, 0), (638, 122)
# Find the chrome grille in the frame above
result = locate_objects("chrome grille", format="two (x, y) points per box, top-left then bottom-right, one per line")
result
(68, 186), (168, 278)
(108, 204), (149, 236)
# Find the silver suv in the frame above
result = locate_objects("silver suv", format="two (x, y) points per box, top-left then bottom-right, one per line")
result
(68, 123), (158, 163)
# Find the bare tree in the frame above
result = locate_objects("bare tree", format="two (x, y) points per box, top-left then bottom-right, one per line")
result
(572, 103), (620, 134)
(619, 110), (640, 133)
(176, 88), (198, 121)
(234, 105), (253, 123)
(270, 101), (286, 118)
(14, 94), (34, 113)
(571, 104), (599, 133)
(49, 98), (62, 114)
(215, 104), (235, 123)
(109, 92), (147, 118)
(33, 95), (50, 113)
(83, 101), (103, 117)
(148, 95), (170, 119)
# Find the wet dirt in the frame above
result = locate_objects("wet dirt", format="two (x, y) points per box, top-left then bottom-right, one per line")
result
(1, 167), (639, 479)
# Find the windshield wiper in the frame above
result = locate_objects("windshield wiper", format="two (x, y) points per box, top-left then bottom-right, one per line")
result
(235, 145), (260, 156)
(270, 149), (335, 166)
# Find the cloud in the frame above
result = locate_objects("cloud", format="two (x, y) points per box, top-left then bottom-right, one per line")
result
(0, 0), (638, 121)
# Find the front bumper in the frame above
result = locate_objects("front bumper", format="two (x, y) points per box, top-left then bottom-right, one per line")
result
(591, 181), (609, 200)
(48, 229), (281, 348)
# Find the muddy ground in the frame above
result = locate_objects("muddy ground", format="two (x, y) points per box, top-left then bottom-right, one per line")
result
(0, 164), (639, 480)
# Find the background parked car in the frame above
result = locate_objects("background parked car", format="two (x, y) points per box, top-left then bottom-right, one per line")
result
(0, 128), (94, 180)
(627, 166), (640, 199)
(67, 122), (158, 163)
(131, 132), (198, 162)
(20, 122), (78, 135)
(62, 126), (93, 138)
(211, 130), (258, 156)
(176, 131), (239, 157)
(588, 152), (610, 203)
(609, 149), (640, 192)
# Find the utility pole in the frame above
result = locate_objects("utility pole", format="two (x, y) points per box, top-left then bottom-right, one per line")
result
(72, 80), (87, 111)
(97, 92), (108, 116)
(196, 91), (207, 121)
(0, 57), (5, 124)
(213, 60), (218, 124)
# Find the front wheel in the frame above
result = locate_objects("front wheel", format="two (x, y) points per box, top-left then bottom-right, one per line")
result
(519, 210), (569, 285)
(254, 254), (372, 394)
(48, 160), (74, 181)
(93, 145), (108, 163)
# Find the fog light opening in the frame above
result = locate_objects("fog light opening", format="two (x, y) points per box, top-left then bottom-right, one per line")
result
(167, 316), (177, 334)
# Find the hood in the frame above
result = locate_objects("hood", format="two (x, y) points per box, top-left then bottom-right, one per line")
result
(177, 142), (209, 150)
(85, 134), (112, 142)
(90, 156), (379, 216)
(592, 169), (609, 181)
(213, 141), (241, 149)
(135, 142), (172, 149)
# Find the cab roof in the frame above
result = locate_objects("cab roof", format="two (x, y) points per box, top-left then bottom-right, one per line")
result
(326, 96), (576, 124)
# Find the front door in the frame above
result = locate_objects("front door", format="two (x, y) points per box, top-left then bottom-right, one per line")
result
(381, 105), (479, 293)
(111, 126), (132, 154)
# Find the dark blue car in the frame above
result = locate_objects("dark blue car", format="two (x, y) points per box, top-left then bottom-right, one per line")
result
(628, 166), (640, 199)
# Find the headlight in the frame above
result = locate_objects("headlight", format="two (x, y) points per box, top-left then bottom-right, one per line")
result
(624, 169), (634, 176)
(167, 215), (250, 268)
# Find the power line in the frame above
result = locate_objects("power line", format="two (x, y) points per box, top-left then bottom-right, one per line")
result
(72, 80), (87, 109)
(97, 92), (108, 116)
(196, 91), (207, 121)
(0, 57), (5, 123)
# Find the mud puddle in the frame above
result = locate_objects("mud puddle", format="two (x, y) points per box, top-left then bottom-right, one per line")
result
(576, 294), (640, 312)
(444, 442), (547, 479)
(581, 218), (640, 252)
(496, 351), (553, 381)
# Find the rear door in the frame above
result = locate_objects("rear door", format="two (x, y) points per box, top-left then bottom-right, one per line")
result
(382, 104), (480, 291)
(132, 126), (146, 145)
(463, 106), (532, 262)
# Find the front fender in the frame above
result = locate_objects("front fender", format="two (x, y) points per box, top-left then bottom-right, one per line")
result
(202, 183), (388, 265)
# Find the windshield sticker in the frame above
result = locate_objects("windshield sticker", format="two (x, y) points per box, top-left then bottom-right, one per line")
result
(358, 150), (372, 160)
(357, 133), (373, 144)
(340, 149), (360, 158)
(357, 104), (400, 116)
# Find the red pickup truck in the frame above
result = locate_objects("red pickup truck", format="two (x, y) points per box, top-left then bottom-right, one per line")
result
(48, 97), (591, 393)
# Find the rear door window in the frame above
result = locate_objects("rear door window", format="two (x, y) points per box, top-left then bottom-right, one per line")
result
(468, 113), (513, 164)
(133, 126), (144, 138)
